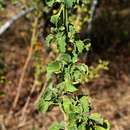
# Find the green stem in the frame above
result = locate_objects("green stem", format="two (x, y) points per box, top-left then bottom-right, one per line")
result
(59, 103), (68, 130)
(63, 1), (69, 43)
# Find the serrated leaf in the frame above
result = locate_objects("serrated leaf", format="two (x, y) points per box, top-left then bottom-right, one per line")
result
(89, 113), (103, 125)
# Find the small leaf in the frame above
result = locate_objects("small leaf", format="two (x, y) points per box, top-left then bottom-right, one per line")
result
(62, 97), (72, 113)
(72, 54), (78, 63)
(44, 91), (53, 101)
(103, 120), (111, 130)
(51, 14), (60, 25)
(56, 34), (66, 53)
(46, 0), (55, 7)
(94, 126), (106, 130)
(49, 122), (63, 130)
(73, 105), (81, 113)
(94, 120), (111, 130)
(38, 100), (51, 112)
(79, 96), (90, 113)
(45, 34), (54, 46)
(64, 0), (77, 8)
(50, 6), (63, 26)
(60, 54), (71, 64)
(65, 81), (77, 92)
(76, 40), (84, 53)
(68, 121), (77, 130)
(44, 84), (53, 101)
(68, 112), (77, 120)
(89, 113), (103, 125)
(47, 61), (61, 74)
(78, 124), (86, 130)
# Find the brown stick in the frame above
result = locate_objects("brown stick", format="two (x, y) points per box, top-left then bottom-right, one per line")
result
(34, 80), (48, 106)
(20, 81), (37, 123)
(6, 16), (39, 124)
(12, 14), (39, 109)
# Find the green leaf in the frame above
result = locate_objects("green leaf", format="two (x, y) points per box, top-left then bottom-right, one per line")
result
(73, 70), (82, 83)
(94, 120), (111, 130)
(49, 122), (63, 130)
(79, 64), (89, 73)
(51, 14), (60, 25)
(44, 91), (53, 101)
(47, 61), (61, 74)
(45, 34), (54, 46)
(68, 122), (77, 130)
(72, 104), (81, 113)
(65, 81), (77, 92)
(38, 100), (51, 112)
(44, 83), (53, 101)
(103, 120), (111, 130)
(89, 113), (103, 125)
(56, 34), (66, 53)
(62, 97), (72, 113)
(79, 96), (90, 113)
(50, 6), (63, 26)
(94, 126), (106, 130)
(68, 112), (77, 121)
(78, 124), (86, 130)
(72, 54), (78, 63)
(46, 0), (55, 7)
(64, 0), (77, 8)
(60, 54), (71, 64)
(76, 40), (84, 53)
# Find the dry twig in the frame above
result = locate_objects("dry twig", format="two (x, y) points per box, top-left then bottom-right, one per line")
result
(0, 7), (34, 35)
(34, 80), (48, 106)
(20, 81), (37, 123)
(6, 14), (40, 124)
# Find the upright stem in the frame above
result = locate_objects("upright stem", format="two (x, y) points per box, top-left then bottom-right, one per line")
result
(63, 1), (69, 43)
(59, 104), (68, 130)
